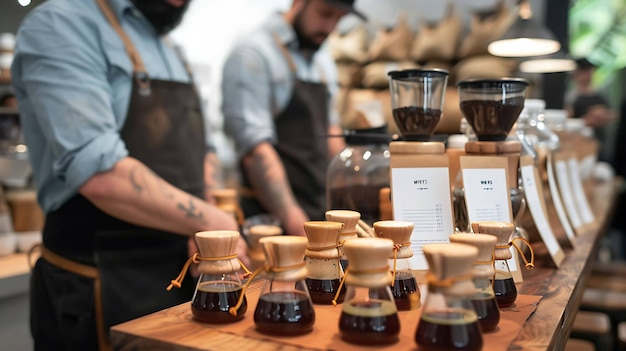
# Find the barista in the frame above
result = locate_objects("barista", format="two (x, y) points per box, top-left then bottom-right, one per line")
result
(222, 0), (365, 236)
(11, 0), (241, 349)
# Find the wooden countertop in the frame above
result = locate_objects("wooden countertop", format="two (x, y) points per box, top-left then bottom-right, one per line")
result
(111, 179), (621, 351)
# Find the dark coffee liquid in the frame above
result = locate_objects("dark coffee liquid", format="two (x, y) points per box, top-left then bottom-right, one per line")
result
(328, 185), (383, 226)
(415, 310), (483, 351)
(459, 97), (525, 141)
(492, 277), (517, 308)
(339, 300), (400, 345)
(392, 106), (442, 141)
(254, 291), (315, 335)
(391, 272), (420, 311)
(471, 292), (500, 332)
(306, 278), (345, 304)
(191, 281), (246, 324)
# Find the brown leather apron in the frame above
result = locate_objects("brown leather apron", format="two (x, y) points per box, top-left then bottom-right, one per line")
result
(30, 1), (205, 350)
(240, 36), (329, 221)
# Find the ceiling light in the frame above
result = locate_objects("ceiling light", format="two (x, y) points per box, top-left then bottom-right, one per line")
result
(519, 51), (576, 73)
(488, 0), (560, 58)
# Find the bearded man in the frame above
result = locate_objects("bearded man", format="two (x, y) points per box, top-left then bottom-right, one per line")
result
(222, 0), (365, 236)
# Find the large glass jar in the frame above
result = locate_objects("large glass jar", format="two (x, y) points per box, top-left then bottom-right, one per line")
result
(326, 125), (392, 226)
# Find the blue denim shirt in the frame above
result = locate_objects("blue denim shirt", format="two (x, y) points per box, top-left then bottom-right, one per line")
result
(221, 13), (339, 160)
(12, 0), (193, 213)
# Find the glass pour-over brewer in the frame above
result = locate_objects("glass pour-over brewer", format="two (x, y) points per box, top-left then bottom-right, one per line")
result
(303, 220), (346, 304)
(253, 235), (315, 335)
(416, 243), (482, 351)
(166, 230), (249, 323)
(338, 237), (400, 345)
(373, 220), (420, 311)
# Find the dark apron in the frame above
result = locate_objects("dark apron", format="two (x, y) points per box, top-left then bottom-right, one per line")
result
(30, 0), (204, 350)
(240, 37), (329, 222)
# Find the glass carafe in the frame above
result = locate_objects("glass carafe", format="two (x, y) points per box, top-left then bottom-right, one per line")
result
(339, 237), (400, 345)
(472, 222), (517, 308)
(325, 209), (360, 270)
(303, 221), (346, 304)
(254, 236), (315, 335)
(373, 220), (420, 311)
(449, 233), (500, 332)
(416, 243), (482, 351)
(167, 230), (248, 324)
(326, 126), (392, 226)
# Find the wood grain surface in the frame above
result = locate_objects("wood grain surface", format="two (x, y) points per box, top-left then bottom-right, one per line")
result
(111, 179), (621, 351)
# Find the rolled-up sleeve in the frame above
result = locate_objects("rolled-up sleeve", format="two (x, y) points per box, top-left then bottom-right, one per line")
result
(13, 10), (128, 193)
(221, 44), (276, 160)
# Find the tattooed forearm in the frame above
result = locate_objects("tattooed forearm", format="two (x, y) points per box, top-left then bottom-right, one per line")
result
(130, 164), (174, 199)
(130, 166), (144, 193)
(245, 145), (296, 214)
(177, 197), (207, 224)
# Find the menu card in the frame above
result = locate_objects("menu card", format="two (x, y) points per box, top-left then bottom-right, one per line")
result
(391, 167), (455, 270)
(520, 156), (564, 267)
(546, 153), (577, 243)
(460, 156), (522, 282)
(553, 153), (584, 233)
(568, 156), (595, 225)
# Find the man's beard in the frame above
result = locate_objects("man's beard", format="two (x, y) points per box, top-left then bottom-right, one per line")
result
(132, 0), (190, 36)
(293, 7), (326, 51)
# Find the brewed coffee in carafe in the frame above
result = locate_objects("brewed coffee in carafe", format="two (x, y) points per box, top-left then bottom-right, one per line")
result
(449, 233), (500, 332)
(253, 236), (315, 335)
(303, 221), (346, 304)
(338, 237), (400, 345)
(167, 230), (248, 323)
(373, 220), (420, 311)
(416, 243), (482, 351)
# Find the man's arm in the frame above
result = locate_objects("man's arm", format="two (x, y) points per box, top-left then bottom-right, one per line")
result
(203, 151), (221, 203)
(242, 142), (308, 236)
(327, 124), (346, 160)
(80, 156), (237, 235)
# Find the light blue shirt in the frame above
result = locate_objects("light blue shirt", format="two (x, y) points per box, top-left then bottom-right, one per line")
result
(12, 0), (194, 213)
(221, 13), (340, 160)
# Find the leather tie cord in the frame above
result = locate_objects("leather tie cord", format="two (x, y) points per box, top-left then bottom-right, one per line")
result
(495, 236), (535, 269)
(391, 242), (412, 287)
(166, 253), (252, 291)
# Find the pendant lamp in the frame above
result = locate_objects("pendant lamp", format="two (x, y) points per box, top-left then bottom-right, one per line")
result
(519, 50), (576, 73)
(488, 0), (560, 58)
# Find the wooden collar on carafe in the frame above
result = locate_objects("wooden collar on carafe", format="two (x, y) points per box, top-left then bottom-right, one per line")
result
(373, 220), (414, 286)
(326, 210), (360, 241)
(449, 233), (497, 279)
(423, 243), (478, 295)
(304, 221), (344, 258)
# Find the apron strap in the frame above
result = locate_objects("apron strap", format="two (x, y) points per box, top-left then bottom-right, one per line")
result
(39, 245), (112, 351)
(95, 0), (148, 75)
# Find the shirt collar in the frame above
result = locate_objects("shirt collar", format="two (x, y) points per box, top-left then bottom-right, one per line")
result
(265, 12), (299, 50)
